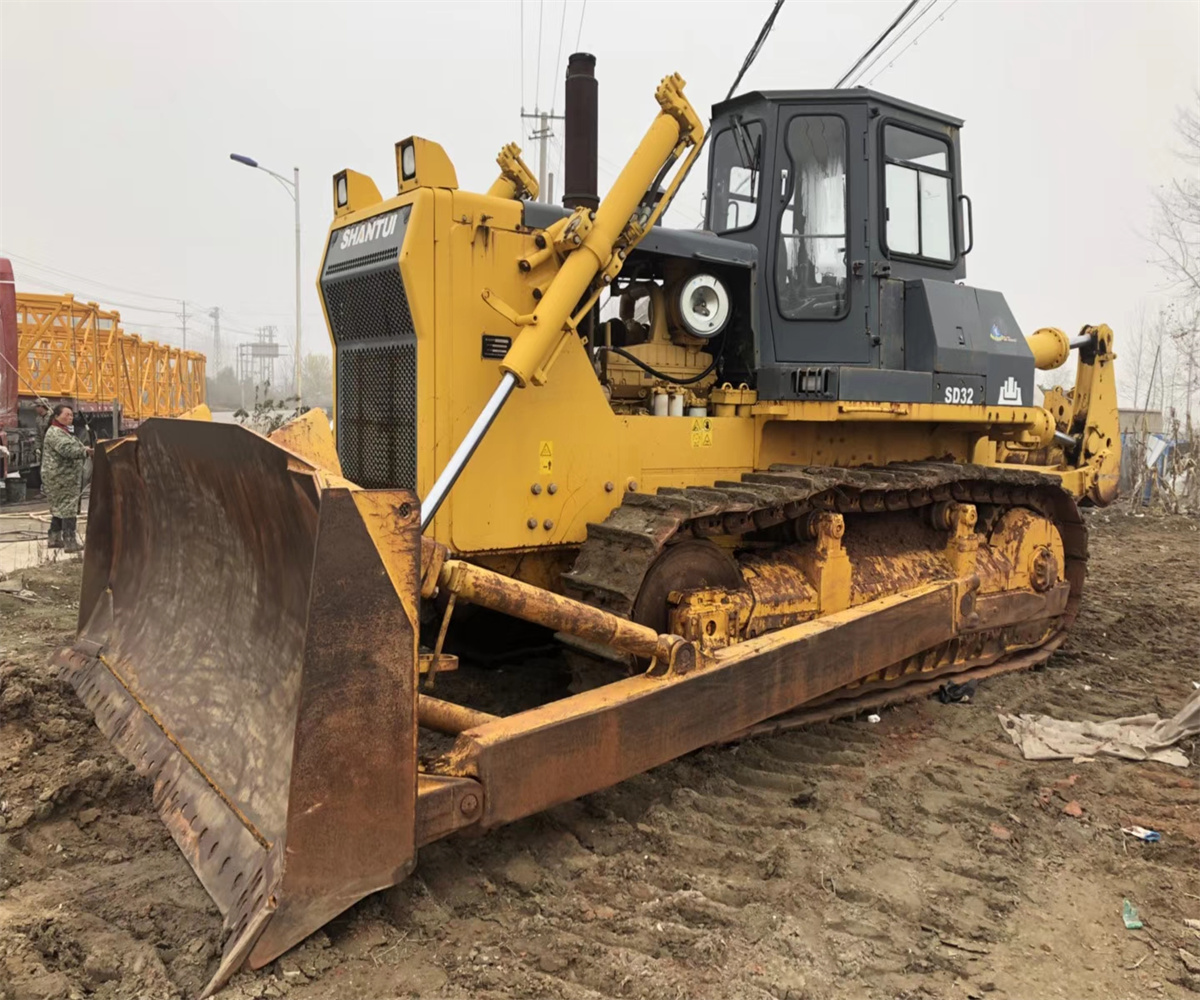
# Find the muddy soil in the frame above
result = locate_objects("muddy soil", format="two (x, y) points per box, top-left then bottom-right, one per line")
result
(1, 512), (1198, 1000)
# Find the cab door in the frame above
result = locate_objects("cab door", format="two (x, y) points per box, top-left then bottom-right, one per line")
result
(767, 105), (871, 365)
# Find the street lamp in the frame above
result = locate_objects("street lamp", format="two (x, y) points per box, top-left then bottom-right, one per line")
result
(230, 153), (302, 404)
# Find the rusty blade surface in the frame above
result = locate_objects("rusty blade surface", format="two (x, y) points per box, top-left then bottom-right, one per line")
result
(55, 419), (421, 997)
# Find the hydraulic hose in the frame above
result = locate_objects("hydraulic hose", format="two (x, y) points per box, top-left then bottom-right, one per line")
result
(593, 345), (719, 386)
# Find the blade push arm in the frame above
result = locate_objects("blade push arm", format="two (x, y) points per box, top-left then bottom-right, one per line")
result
(1037, 324), (1120, 505)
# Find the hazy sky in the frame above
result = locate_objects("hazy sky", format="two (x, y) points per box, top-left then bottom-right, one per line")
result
(2, 0), (1196, 395)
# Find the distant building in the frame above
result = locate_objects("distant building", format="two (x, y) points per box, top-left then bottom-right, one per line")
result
(1119, 408), (1163, 436)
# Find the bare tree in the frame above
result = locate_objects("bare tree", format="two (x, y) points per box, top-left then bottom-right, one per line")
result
(1149, 91), (1200, 425)
(1151, 93), (1200, 295)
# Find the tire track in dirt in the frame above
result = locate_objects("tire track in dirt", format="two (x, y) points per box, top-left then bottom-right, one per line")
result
(3, 513), (1198, 1000)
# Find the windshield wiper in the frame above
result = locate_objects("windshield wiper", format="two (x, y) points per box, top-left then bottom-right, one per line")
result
(729, 117), (761, 203)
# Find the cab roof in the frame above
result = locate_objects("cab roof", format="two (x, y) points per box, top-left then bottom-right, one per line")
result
(713, 88), (963, 129)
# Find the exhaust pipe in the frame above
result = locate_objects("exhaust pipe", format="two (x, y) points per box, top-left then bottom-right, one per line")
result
(563, 52), (598, 211)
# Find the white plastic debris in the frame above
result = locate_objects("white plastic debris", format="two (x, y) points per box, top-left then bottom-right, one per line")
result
(867, 714), (881, 724)
(1121, 825), (1161, 842)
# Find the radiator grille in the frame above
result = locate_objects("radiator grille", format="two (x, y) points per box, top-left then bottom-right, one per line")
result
(323, 265), (417, 489)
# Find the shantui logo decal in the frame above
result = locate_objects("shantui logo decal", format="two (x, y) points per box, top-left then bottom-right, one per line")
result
(997, 376), (1023, 406)
(990, 321), (1017, 344)
(338, 213), (398, 250)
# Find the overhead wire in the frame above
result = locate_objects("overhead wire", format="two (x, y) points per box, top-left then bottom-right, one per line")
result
(722, 0), (787, 103)
(833, 0), (920, 88)
(550, 0), (568, 115)
(862, 0), (962, 87)
(4, 252), (304, 347)
(668, 0), (787, 226)
(534, 0), (545, 110)
(0, 250), (181, 303)
(574, 0), (587, 50)
(841, 0), (938, 89)
(12, 276), (181, 315)
(519, 0), (526, 113)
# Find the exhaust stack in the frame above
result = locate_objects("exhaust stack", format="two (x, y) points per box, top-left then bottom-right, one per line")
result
(563, 52), (598, 210)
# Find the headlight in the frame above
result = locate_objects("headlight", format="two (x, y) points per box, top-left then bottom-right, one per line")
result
(335, 173), (348, 208)
(401, 142), (417, 180)
(677, 274), (730, 339)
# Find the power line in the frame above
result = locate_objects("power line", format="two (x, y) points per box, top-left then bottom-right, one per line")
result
(8, 259), (220, 332)
(670, 0), (787, 219)
(723, 0), (787, 103)
(844, 0), (938, 89)
(13, 276), (182, 315)
(575, 0), (587, 50)
(863, 0), (962, 87)
(534, 0), (545, 110)
(550, 0), (568, 114)
(519, 0), (526, 112)
(0, 250), (181, 303)
(834, 0), (919, 88)
(5, 252), (306, 334)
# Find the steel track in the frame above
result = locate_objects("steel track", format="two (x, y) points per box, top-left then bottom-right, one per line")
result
(564, 462), (1088, 717)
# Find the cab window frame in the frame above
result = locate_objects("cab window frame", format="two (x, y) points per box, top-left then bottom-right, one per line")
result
(879, 118), (958, 267)
(773, 111), (852, 323)
(707, 118), (766, 235)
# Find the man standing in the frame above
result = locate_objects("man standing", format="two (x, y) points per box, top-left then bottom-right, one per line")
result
(34, 399), (52, 452)
(31, 399), (53, 497)
(41, 404), (90, 553)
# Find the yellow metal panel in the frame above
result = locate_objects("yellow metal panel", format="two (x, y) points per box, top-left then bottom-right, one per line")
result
(631, 414), (756, 493)
(268, 409), (341, 475)
(351, 490), (422, 636)
(449, 330), (621, 551)
(396, 137), (459, 196)
(179, 403), (212, 422)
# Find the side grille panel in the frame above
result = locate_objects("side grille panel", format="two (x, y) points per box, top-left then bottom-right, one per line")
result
(319, 206), (418, 491)
(324, 267), (415, 342)
(334, 340), (417, 490)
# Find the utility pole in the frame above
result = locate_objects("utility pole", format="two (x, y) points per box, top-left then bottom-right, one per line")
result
(209, 306), (221, 369)
(538, 111), (549, 200)
(520, 108), (564, 204)
(181, 300), (188, 351)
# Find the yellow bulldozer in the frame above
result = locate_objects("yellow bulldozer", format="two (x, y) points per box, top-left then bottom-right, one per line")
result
(55, 68), (1119, 996)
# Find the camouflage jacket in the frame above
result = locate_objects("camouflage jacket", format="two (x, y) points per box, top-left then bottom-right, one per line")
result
(42, 424), (86, 517)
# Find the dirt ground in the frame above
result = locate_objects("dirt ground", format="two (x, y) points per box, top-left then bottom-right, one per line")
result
(2, 511), (1198, 1000)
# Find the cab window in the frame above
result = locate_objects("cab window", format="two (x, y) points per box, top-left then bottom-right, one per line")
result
(709, 120), (763, 233)
(776, 115), (848, 320)
(883, 124), (954, 262)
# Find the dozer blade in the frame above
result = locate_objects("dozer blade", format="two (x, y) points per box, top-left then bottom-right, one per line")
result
(53, 419), (421, 997)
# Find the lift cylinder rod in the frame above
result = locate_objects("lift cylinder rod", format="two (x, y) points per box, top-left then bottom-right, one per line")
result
(420, 372), (516, 529)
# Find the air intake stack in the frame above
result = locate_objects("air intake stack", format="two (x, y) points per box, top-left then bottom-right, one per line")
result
(563, 52), (599, 211)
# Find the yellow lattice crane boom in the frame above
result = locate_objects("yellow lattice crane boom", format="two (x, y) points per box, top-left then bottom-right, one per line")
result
(14, 292), (206, 419)
(0, 261), (206, 475)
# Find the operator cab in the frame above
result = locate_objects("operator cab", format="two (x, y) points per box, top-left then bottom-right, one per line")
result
(703, 89), (1033, 408)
